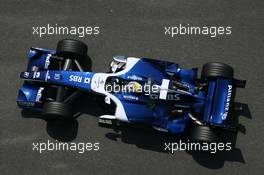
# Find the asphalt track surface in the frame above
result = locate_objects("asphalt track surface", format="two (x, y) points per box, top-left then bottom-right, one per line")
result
(0, 0), (263, 175)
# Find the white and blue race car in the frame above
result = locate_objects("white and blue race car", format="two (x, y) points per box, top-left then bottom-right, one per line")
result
(17, 39), (246, 143)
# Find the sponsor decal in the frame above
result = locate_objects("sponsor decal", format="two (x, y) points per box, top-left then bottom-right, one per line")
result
(35, 87), (44, 102)
(127, 75), (143, 81)
(222, 84), (232, 120)
(54, 73), (61, 80)
(45, 54), (51, 69)
(69, 75), (82, 82)
(69, 75), (90, 84)
(18, 101), (35, 107)
(150, 93), (180, 101)
(123, 95), (139, 101)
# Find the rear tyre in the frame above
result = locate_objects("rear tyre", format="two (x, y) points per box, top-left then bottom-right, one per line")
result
(56, 39), (88, 60)
(201, 62), (234, 79)
(42, 101), (73, 120)
(190, 125), (219, 143)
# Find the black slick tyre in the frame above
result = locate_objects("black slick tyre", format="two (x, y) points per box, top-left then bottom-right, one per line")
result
(42, 101), (73, 120)
(190, 125), (219, 143)
(201, 62), (234, 79)
(56, 39), (88, 60)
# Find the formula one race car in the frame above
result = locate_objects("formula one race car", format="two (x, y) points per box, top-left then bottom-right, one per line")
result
(17, 39), (246, 143)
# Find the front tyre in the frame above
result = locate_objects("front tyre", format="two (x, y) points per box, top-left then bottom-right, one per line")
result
(42, 101), (73, 120)
(56, 39), (88, 60)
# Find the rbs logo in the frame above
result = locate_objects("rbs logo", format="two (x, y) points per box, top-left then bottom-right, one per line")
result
(69, 75), (90, 84)
(69, 75), (82, 82)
